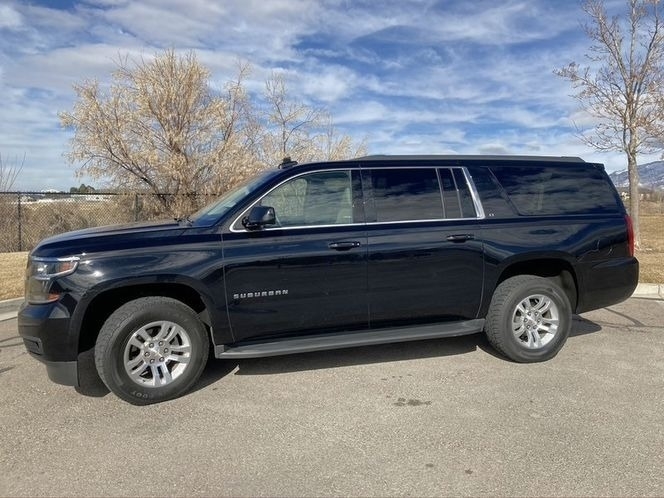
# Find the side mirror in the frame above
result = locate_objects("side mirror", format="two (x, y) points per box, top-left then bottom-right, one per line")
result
(242, 206), (276, 230)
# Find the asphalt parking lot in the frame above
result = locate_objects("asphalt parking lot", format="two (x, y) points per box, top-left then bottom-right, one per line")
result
(1, 297), (663, 497)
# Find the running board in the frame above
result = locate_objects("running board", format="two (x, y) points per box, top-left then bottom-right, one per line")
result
(214, 319), (485, 359)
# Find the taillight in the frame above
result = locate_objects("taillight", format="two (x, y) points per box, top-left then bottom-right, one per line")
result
(625, 215), (635, 257)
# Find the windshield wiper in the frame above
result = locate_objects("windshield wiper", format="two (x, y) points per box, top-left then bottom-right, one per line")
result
(174, 215), (193, 226)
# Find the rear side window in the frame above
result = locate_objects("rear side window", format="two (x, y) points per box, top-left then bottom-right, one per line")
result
(439, 168), (477, 219)
(490, 165), (622, 215)
(370, 168), (443, 222)
(368, 167), (479, 222)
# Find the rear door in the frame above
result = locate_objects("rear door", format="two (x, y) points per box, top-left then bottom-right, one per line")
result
(221, 169), (368, 342)
(365, 166), (484, 327)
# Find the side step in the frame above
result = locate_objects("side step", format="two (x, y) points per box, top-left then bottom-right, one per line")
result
(214, 319), (485, 359)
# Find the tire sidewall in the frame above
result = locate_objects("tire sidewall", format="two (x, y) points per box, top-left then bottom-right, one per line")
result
(98, 299), (208, 404)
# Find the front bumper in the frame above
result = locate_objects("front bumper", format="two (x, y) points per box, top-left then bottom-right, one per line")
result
(18, 300), (81, 386)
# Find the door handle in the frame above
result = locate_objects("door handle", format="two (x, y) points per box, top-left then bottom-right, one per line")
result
(446, 234), (475, 242)
(328, 241), (361, 251)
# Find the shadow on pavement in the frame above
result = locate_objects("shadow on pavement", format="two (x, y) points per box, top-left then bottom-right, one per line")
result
(476, 314), (603, 359)
(570, 315), (603, 337)
(192, 333), (480, 394)
(76, 316), (605, 398)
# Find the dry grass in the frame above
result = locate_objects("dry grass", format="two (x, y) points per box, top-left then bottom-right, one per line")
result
(0, 251), (27, 300)
(0, 216), (662, 301)
(637, 215), (664, 283)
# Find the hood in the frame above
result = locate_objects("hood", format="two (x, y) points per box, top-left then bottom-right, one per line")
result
(30, 220), (189, 258)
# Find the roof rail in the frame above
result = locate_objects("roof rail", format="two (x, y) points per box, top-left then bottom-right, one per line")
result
(356, 154), (585, 163)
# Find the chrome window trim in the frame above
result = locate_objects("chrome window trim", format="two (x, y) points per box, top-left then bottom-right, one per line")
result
(461, 167), (486, 219)
(230, 166), (485, 233)
(365, 217), (481, 226)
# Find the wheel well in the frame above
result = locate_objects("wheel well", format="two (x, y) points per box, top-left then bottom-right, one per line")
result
(77, 283), (208, 353)
(498, 259), (578, 309)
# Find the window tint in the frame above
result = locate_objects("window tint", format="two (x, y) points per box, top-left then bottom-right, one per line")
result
(465, 166), (514, 218)
(439, 169), (461, 218)
(490, 165), (622, 215)
(259, 171), (353, 227)
(438, 168), (477, 219)
(371, 169), (443, 222)
(453, 169), (477, 218)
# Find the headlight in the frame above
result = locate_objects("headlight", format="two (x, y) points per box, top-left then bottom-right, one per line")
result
(26, 256), (79, 303)
(31, 257), (79, 280)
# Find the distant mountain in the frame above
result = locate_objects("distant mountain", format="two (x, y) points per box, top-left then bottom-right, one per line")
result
(609, 161), (664, 189)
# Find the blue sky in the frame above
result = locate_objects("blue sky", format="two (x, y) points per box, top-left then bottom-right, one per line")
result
(0, 0), (655, 191)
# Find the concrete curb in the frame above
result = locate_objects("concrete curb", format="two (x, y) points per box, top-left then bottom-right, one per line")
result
(0, 297), (23, 322)
(0, 283), (662, 322)
(631, 283), (664, 300)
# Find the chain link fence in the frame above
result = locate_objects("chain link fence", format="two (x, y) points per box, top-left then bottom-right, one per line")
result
(0, 192), (214, 253)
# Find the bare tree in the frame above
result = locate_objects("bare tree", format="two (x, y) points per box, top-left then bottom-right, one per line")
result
(261, 72), (325, 164)
(260, 72), (365, 165)
(60, 50), (256, 216)
(61, 50), (364, 217)
(555, 0), (664, 249)
(316, 115), (368, 160)
(0, 152), (23, 191)
(0, 153), (24, 252)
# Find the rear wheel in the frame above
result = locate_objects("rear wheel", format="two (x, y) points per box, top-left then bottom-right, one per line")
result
(485, 275), (572, 362)
(95, 297), (209, 405)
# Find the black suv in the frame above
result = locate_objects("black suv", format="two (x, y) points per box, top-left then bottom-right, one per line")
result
(18, 155), (638, 404)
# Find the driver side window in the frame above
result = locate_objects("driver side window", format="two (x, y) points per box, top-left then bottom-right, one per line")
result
(259, 171), (354, 227)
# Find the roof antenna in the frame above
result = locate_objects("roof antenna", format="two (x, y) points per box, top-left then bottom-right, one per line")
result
(279, 156), (298, 169)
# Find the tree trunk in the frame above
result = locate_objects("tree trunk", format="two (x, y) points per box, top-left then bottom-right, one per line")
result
(627, 150), (641, 250)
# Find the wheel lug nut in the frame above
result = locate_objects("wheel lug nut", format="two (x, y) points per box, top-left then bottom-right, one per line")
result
(164, 348), (169, 353)
(160, 357), (164, 362)
(150, 359), (155, 364)
(144, 352), (149, 357)
(159, 341), (164, 346)
(149, 343), (154, 348)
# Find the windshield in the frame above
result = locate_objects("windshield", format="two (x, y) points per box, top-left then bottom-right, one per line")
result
(190, 170), (279, 226)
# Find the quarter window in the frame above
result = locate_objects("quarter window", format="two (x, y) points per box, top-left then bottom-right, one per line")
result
(490, 165), (622, 215)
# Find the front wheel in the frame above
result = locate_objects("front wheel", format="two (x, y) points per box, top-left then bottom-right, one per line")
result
(484, 275), (572, 362)
(95, 297), (209, 405)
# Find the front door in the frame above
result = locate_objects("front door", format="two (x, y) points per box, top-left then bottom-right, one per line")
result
(222, 169), (368, 342)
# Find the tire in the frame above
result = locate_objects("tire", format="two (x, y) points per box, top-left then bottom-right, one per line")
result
(484, 275), (572, 363)
(94, 297), (209, 405)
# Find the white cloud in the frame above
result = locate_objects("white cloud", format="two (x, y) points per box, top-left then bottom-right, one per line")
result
(0, 0), (648, 190)
(300, 67), (354, 102)
(5, 44), (128, 93)
(0, 4), (22, 29)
